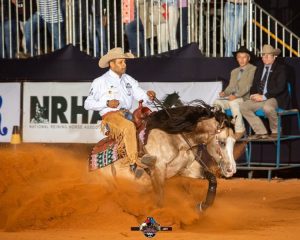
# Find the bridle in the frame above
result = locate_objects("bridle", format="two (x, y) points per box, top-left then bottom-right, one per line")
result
(196, 123), (231, 172)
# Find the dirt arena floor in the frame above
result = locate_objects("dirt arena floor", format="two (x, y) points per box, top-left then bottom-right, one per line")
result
(0, 143), (300, 240)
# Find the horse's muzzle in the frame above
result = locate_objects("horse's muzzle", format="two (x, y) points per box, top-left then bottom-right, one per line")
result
(220, 162), (236, 177)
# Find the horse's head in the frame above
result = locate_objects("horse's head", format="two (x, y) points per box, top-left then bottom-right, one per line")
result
(195, 113), (236, 178)
(146, 103), (236, 177)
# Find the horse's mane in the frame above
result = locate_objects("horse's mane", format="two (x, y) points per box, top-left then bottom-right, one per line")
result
(146, 100), (233, 134)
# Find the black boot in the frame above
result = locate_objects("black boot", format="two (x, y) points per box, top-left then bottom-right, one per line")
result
(130, 163), (144, 179)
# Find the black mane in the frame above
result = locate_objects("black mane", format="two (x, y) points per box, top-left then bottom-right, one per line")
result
(146, 102), (233, 134)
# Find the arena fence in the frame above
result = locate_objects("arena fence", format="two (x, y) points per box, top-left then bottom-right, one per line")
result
(1, 0), (299, 59)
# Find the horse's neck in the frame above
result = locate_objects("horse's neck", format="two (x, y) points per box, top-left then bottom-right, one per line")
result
(181, 132), (208, 147)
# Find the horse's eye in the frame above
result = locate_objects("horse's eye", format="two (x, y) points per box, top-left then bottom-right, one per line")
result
(219, 140), (226, 148)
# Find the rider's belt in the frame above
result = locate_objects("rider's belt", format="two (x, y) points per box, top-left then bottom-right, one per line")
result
(120, 108), (130, 113)
(101, 110), (120, 119)
(101, 109), (130, 119)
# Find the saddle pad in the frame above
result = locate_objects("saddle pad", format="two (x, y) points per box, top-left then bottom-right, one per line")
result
(89, 137), (119, 171)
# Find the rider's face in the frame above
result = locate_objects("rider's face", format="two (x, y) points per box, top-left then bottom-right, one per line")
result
(110, 59), (127, 77)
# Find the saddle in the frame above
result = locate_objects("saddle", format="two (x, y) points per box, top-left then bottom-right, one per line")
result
(132, 101), (152, 150)
(89, 101), (152, 171)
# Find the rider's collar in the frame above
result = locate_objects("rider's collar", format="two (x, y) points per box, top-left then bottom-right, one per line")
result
(109, 69), (125, 80)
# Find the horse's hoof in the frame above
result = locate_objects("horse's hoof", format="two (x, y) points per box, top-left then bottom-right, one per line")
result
(196, 202), (207, 212)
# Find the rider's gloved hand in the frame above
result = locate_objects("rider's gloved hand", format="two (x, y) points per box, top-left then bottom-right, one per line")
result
(147, 90), (156, 101)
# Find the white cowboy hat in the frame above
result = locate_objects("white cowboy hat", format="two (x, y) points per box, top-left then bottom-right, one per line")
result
(98, 47), (135, 68)
(261, 44), (281, 56)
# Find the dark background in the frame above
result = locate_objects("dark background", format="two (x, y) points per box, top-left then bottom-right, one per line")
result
(255, 0), (300, 36)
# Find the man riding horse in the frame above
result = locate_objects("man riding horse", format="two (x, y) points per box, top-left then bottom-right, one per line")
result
(84, 47), (156, 178)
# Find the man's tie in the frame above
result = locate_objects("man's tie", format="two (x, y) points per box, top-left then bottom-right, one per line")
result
(232, 69), (244, 95)
(237, 68), (244, 81)
(259, 66), (269, 94)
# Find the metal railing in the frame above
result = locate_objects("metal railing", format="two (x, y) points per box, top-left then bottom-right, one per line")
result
(252, 2), (300, 57)
(1, 0), (299, 59)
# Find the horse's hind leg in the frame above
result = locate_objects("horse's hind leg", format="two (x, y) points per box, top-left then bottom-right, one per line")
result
(150, 164), (166, 207)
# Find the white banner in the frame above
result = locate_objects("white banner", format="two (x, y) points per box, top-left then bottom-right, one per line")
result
(139, 82), (221, 107)
(0, 83), (21, 142)
(23, 82), (104, 143)
(23, 81), (221, 143)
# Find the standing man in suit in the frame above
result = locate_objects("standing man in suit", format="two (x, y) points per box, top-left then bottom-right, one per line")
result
(214, 46), (256, 140)
(240, 44), (289, 139)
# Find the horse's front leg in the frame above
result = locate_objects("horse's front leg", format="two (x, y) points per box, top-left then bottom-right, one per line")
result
(179, 156), (217, 211)
(197, 171), (217, 212)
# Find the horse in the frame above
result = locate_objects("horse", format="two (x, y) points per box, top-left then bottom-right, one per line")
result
(90, 100), (236, 211)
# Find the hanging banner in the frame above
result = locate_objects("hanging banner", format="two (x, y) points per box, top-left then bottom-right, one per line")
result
(0, 83), (21, 142)
(23, 81), (221, 143)
(23, 82), (104, 143)
(139, 82), (221, 106)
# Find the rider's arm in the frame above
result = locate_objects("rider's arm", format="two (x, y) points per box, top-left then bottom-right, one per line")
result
(127, 75), (153, 105)
(84, 79), (110, 111)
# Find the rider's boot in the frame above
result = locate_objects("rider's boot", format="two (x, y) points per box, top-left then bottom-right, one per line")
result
(129, 154), (156, 178)
(130, 163), (144, 179)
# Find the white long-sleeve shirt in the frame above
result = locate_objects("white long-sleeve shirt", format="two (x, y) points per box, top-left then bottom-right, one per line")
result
(84, 69), (151, 116)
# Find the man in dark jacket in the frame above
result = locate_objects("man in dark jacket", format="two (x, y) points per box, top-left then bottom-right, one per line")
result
(240, 44), (289, 139)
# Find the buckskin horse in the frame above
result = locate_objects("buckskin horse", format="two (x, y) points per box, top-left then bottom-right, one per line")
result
(89, 100), (236, 211)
